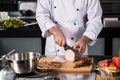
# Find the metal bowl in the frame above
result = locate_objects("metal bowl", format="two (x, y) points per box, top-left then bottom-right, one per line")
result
(7, 52), (41, 74)
(97, 59), (120, 77)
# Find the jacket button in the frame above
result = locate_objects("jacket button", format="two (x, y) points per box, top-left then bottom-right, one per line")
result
(55, 21), (57, 24)
(57, 50), (60, 52)
(71, 37), (74, 40)
(74, 23), (77, 25)
(76, 9), (79, 11)
(54, 6), (56, 8)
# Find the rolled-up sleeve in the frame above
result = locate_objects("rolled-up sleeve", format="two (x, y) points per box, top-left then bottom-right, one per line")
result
(83, 0), (103, 46)
(36, 0), (56, 37)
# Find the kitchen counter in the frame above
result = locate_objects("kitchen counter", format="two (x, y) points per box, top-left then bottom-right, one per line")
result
(0, 24), (120, 38)
(0, 25), (41, 38)
(1, 55), (120, 80)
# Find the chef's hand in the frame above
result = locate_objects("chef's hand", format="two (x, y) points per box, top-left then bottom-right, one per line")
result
(48, 26), (66, 47)
(73, 35), (91, 54)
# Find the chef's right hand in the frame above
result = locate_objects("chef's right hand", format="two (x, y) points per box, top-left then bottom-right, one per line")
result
(48, 26), (66, 47)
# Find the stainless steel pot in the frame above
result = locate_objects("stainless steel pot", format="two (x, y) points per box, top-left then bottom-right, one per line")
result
(7, 52), (41, 74)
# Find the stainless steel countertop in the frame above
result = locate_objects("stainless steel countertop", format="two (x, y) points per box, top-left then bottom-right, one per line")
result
(15, 72), (96, 80)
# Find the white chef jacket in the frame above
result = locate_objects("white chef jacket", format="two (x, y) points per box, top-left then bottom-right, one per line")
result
(36, 0), (103, 56)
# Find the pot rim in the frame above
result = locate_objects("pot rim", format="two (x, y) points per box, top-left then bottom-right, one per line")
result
(6, 52), (41, 61)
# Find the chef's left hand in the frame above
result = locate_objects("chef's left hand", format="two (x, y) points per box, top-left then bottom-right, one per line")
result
(73, 35), (91, 54)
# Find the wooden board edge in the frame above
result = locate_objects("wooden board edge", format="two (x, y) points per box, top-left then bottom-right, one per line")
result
(37, 65), (93, 73)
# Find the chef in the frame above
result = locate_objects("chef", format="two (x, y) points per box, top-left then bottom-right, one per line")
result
(36, 0), (103, 56)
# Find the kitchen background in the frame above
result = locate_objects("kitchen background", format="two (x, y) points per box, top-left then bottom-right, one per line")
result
(0, 0), (120, 56)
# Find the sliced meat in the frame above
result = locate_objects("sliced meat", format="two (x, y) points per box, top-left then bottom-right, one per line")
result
(65, 49), (78, 62)
(53, 56), (66, 63)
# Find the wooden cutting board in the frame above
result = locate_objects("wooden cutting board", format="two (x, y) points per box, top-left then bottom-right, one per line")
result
(37, 57), (94, 73)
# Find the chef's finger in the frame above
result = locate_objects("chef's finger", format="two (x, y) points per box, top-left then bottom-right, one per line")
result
(57, 39), (61, 46)
(73, 43), (77, 49)
(61, 39), (66, 47)
(54, 39), (57, 44)
(73, 43), (79, 49)
(58, 39), (65, 46)
(80, 47), (86, 54)
(54, 38), (60, 46)
(78, 46), (82, 53)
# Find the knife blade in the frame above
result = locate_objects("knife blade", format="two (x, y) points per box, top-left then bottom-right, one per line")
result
(64, 44), (83, 57)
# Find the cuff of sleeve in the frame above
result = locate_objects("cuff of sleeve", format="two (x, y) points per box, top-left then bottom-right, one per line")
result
(42, 22), (57, 37)
(83, 31), (97, 46)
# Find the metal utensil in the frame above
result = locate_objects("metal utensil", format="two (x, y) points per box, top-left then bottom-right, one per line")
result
(18, 71), (59, 79)
(23, 73), (48, 78)
(98, 64), (107, 80)
(64, 44), (83, 57)
(44, 76), (60, 80)
(0, 49), (15, 60)
(6, 49), (15, 56)
(23, 22), (37, 27)
(44, 72), (60, 80)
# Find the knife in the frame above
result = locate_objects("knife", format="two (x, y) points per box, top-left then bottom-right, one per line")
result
(64, 44), (83, 58)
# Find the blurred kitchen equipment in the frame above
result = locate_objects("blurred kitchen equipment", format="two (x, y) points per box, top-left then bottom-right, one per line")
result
(97, 59), (120, 80)
(44, 76), (60, 80)
(19, 9), (35, 16)
(8, 11), (22, 17)
(22, 71), (59, 78)
(97, 63), (107, 80)
(0, 12), (9, 21)
(7, 52), (41, 74)
(18, 1), (36, 16)
(103, 18), (120, 27)
(44, 72), (60, 80)
(23, 21), (38, 27)
(0, 49), (15, 60)
(0, 49), (16, 80)
(104, 20), (120, 27)
(0, 63), (15, 80)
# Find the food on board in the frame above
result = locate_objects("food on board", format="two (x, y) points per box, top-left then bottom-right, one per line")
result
(53, 56), (66, 63)
(37, 49), (93, 70)
(38, 57), (62, 68)
(74, 58), (92, 68)
(65, 49), (79, 62)
(37, 57), (93, 72)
